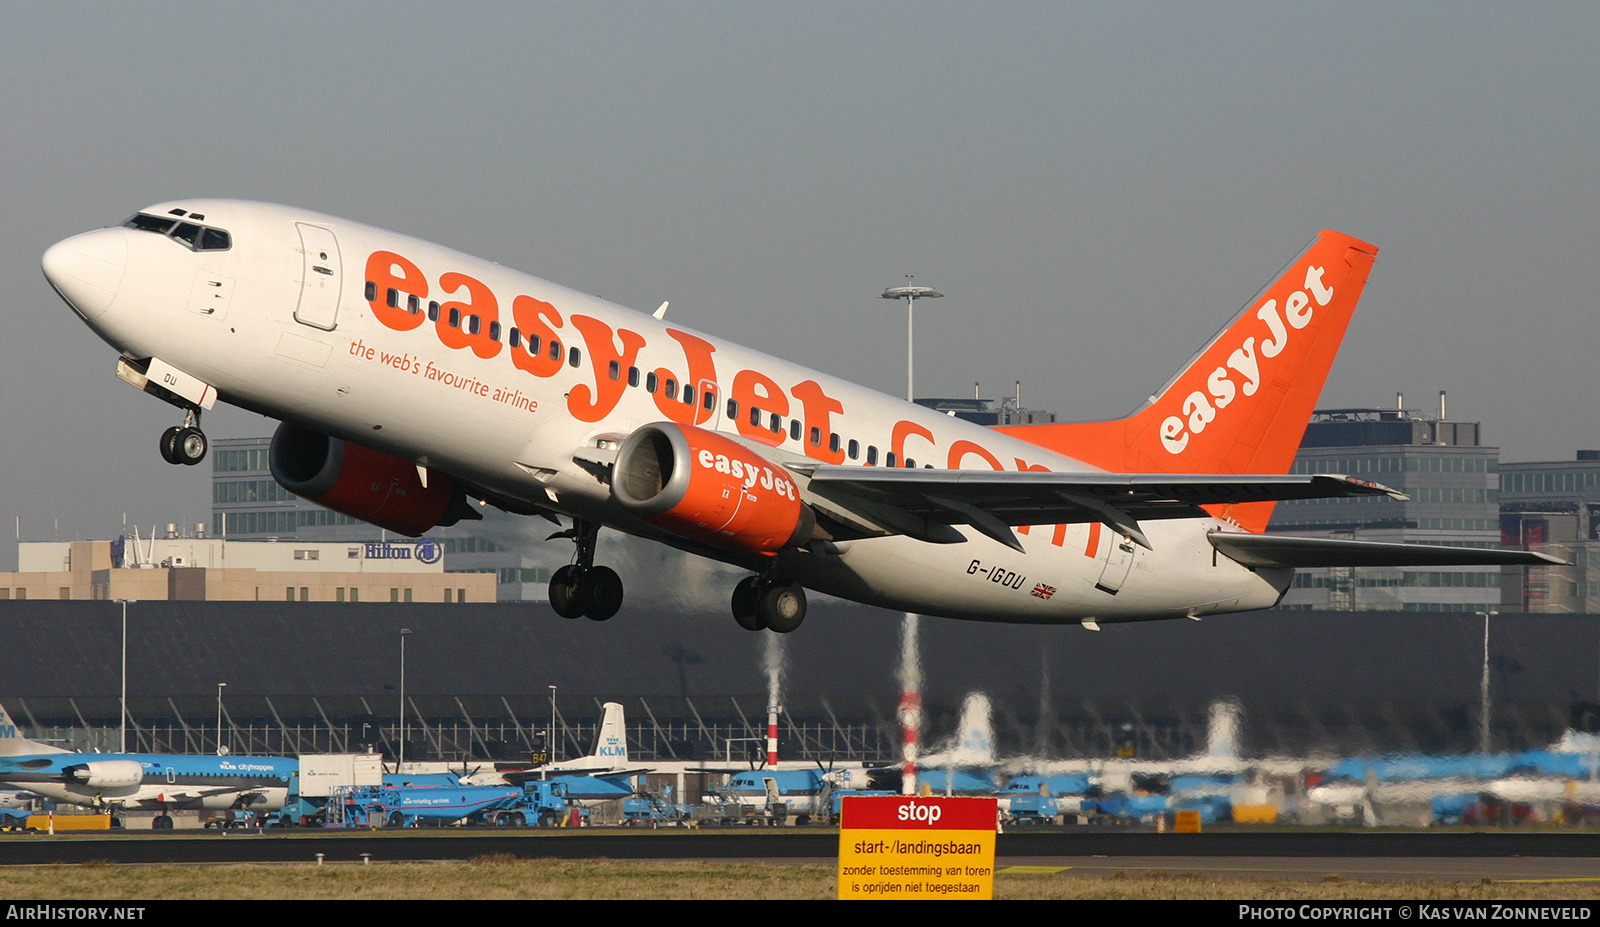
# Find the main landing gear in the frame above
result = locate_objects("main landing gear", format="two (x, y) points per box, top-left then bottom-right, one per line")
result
(731, 575), (807, 633)
(158, 408), (207, 466)
(548, 518), (624, 622)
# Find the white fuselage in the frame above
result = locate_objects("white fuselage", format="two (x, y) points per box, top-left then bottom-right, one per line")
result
(0, 754), (291, 812)
(45, 199), (1289, 625)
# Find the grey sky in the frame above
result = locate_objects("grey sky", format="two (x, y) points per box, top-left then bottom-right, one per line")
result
(3, 2), (1597, 566)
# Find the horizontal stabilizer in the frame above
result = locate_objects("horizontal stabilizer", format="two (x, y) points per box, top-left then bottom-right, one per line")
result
(502, 767), (650, 783)
(1207, 532), (1567, 569)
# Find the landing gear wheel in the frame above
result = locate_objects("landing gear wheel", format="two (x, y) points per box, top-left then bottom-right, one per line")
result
(159, 426), (183, 465)
(759, 582), (807, 633)
(152, 815), (173, 830)
(175, 426), (207, 466)
(548, 519), (626, 620)
(731, 576), (764, 631)
(549, 565), (588, 619)
(581, 566), (623, 621)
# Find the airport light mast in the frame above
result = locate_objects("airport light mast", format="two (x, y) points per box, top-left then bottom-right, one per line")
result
(399, 628), (412, 769)
(118, 599), (133, 753)
(881, 278), (942, 796)
(215, 682), (227, 755)
(880, 279), (943, 405)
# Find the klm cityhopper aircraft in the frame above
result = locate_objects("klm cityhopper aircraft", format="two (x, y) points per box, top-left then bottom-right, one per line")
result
(0, 704), (292, 828)
(43, 201), (1561, 633)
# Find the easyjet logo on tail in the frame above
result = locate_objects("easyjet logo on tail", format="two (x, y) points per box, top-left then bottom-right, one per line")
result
(1160, 263), (1335, 455)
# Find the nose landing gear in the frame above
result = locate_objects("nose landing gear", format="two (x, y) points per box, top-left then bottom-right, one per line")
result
(731, 575), (807, 633)
(158, 409), (207, 466)
(548, 519), (625, 622)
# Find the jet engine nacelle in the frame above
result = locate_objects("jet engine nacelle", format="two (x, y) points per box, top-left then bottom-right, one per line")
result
(63, 760), (143, 790)
(612, 422), (815, 555)
(269, 422), (474, 537)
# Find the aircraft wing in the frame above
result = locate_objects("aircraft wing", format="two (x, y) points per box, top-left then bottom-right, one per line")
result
(796, 467), (1405, 552)
(1206, 532), (1566, 568)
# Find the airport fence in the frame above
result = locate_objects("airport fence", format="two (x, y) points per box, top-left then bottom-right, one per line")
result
(9, 696), (1578, 761)
(27, 716), (898, 763)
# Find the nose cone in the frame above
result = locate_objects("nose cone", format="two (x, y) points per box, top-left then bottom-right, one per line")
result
(43, 229), (127, 321)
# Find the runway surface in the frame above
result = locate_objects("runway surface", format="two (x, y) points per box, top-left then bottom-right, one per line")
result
(0, 830), (1596, 883)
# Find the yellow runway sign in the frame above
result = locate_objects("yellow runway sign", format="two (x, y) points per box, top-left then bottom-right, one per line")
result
(837, 796), (996, 900)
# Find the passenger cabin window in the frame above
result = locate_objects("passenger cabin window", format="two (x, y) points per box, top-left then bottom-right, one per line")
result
(848, 439), (859, 460)
(809, 427), (821, 447)
(830, 434), (841, 454)
(468, 314), (480, 335)
(448, 307), (461, 329)
(608, 360), (621, 381)
(769, 413), (782, 433)
(508, 327), (521, 348)
(628, 366), (640, 387)
(867, 446), (879, 465)
(750, 407), (762, 427)
(549, 339), (561, 361)
(664, 378), (678, 400)
(791, 421), (801, 441)
(568, 346), (581, 367)
(488, 320), (501, 341)
(407, 294), (420, 315)
(703, 389), (716, 411)
(727, 398), (739, 420)
(886, 452), (897, 467)
(646, 372), (659, 393)
(428, 301), (440, 322)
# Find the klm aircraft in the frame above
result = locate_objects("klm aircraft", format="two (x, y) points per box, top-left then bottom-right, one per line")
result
(0, 703), (293, 828)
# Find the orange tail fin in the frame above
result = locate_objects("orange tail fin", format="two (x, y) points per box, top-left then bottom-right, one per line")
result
(997, 230), (1379, 532)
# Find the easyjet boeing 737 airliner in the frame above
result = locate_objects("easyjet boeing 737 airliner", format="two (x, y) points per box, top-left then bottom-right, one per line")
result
(41, 201), (1557, 632)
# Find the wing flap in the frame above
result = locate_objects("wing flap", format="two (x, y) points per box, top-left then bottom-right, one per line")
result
(797, 466), (1404, 548)
(1207, 532), (1566, 568)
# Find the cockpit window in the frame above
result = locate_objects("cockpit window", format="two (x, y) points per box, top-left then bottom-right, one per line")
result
(125, 214), (176, 234)
(122, 213), (232, 252)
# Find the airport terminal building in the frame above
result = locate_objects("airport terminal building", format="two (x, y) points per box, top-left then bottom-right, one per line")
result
(0, 536), (494, 603)
(1497, 452), (1600, 613)
(1269, 400), (1503, 612)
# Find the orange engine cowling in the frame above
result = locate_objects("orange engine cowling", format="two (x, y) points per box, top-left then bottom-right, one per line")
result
(612, 422), (815, 555)
(269, 422), (470, 537)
